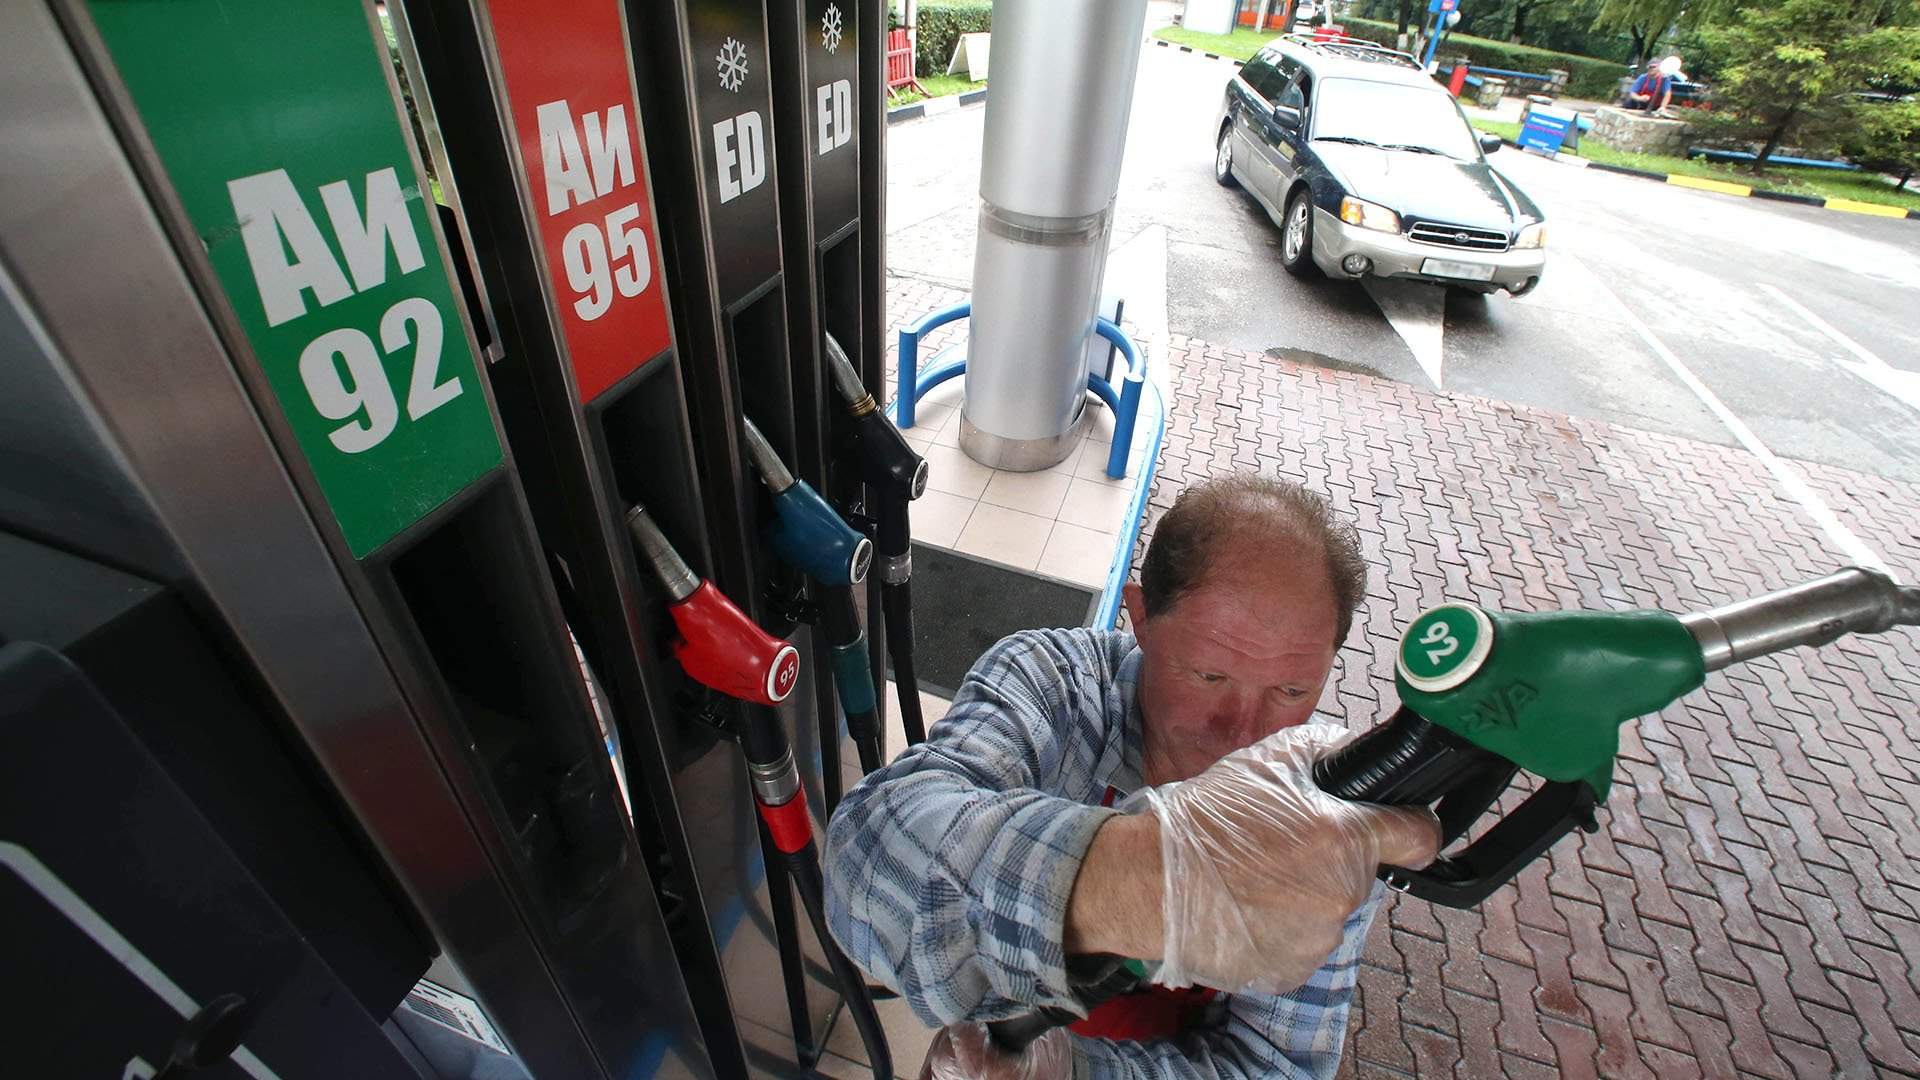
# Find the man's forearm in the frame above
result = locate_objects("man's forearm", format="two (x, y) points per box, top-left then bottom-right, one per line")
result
(1063, 813), (1165, 959)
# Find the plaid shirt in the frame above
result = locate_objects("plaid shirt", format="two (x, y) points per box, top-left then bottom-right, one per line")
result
(825, 627), (1382, 1079)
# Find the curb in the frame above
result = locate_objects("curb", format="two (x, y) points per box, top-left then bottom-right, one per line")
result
(886, 86), (990, 125)
(1497, 138), (1919, 221)
(1149, 35), (1243, 68)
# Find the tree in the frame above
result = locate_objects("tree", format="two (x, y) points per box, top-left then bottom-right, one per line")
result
(1590, 0), (1728, 63)
(1694, 0), (1920, 171)
(1842, 99), (1920, 189)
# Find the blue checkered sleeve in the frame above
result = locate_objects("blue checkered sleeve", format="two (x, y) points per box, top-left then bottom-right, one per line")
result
(825, 629), (1129, 1025)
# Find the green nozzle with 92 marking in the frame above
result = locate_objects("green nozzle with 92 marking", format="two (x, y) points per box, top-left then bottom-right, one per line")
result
(1393, 605), (1705, 800)
(1313, 566), (1916, 909)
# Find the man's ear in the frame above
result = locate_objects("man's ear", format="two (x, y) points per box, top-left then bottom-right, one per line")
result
(1122, 583), (1149, 641)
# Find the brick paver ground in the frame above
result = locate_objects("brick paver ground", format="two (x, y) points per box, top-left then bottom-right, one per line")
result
(884, 273), (1920, 1078)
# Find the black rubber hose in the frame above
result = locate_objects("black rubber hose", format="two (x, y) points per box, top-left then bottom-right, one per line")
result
(786, 841), (893, 1080)
(881, 581), (927, 745)
(855, 732), (883, 775)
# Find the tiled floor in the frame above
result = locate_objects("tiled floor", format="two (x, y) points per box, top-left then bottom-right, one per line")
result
(895, 376), (1151, 591)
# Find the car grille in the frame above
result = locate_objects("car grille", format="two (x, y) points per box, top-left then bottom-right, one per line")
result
(1407, 220), (1511, 252)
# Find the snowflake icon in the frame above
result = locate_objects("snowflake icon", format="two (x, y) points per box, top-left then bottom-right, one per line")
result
(822, 4), (844, 53)
(716, 37), (750, 92)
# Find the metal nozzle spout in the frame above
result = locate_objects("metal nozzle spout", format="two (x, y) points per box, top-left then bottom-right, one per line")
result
(740, 416), (797, 493)
(823, 332), (875, 414)
(1680, 567), (1916, 672)
(625, 505), (700, 603)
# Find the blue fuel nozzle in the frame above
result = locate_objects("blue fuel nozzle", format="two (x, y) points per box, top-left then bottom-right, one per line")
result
(742, 416), (872, 587)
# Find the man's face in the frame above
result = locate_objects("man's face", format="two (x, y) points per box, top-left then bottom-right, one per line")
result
(1124, 546), (1341, 785)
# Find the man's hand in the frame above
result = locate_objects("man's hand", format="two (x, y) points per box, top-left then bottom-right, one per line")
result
(919, 1022), (1071, 1080)
(1148, 723), (1441, 995)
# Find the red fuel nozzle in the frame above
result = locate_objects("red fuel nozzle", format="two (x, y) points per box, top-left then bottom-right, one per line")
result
(626, 506), (800, 707)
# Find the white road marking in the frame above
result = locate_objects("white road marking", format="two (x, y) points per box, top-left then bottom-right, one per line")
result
(1580, 261), (1889, 576)
(1364, 278), (1447, 388)
(1758, 283), (1920, 416)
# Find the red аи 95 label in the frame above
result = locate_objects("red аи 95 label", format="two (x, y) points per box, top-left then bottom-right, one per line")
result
(487, 0), (672, 401)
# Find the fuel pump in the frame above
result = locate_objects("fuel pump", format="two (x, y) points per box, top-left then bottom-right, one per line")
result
(740, 418), (888, 775)
(823, 332), (933, 746)
(625, 505), (894, 1080)
(986, 566), (1920, 1052)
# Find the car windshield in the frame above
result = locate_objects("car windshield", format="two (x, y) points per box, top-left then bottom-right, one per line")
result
(1311, 78), (1481, 160)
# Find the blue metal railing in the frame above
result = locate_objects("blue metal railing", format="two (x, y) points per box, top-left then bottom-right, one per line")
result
(894, 302), (1146, 481)
(1466, 65), (1556, 83)
(1092, 379), (1166, 630)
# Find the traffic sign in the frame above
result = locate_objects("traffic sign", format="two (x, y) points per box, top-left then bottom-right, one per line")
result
(484, 0), (675, 401)
(89, 1), (501, 558)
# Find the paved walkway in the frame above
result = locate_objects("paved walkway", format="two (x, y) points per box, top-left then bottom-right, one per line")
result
(1145, 333), (1920, 1079)
(876, 269), (1920, 1079)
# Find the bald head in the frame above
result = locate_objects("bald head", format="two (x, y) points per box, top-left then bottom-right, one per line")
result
(1139, 475), (1367, 644)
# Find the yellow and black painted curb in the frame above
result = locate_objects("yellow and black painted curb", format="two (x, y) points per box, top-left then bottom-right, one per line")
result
(1503, 138), (1919, 221)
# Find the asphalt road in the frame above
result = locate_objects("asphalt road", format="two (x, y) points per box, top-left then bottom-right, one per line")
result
(886, 42), (1920, 485)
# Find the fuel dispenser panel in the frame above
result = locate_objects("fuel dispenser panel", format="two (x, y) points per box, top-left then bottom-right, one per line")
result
(621, 0), (880, 1061)
(47, 2), (716, 1075)
(391, 0), (832, 1071)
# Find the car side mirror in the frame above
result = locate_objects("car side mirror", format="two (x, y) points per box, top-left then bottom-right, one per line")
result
(1274, 105), (1302, 130)
(1479, 132), (1503, 154)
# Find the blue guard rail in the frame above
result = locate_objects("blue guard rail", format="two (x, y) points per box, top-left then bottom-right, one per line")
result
(893, 302), (1145, 481)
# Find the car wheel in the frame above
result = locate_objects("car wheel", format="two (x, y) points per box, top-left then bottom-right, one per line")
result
(1214, 125), (1237, 188)
(1281, 188), (1320, 279)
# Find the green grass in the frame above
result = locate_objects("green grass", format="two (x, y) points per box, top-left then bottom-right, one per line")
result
(1150, 26), (1278, 63)
(889, 73), (986, 107)
(1468, 117), (1920, 213)
(1473, 120), (1521, 144)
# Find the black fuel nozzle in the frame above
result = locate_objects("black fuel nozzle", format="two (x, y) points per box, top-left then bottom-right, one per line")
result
(824, 332), (929, 504)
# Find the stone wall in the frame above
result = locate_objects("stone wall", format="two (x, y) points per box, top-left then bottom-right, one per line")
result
(1590, 105), (1690, 156)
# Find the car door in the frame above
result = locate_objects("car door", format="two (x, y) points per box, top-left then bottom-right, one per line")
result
(1265, 69), (1312, 195)
(1229, 53), (1286, 206)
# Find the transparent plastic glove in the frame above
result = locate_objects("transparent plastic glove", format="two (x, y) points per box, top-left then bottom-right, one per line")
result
(918, 1022), (1072, 1080)
(1145, 723), (1441, 995)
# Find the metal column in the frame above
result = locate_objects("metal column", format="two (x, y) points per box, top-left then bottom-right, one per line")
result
(960, 0), (1152, 471)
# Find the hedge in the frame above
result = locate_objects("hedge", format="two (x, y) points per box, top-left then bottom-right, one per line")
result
(916, 2), (993, 79)
(1339, 17), (1628, 99)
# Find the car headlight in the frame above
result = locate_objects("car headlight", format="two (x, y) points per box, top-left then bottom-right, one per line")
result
(1338, 196), (1401, 234)
(1515, 222), (1548, 249)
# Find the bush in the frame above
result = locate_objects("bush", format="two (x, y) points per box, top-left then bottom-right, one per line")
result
(915, 2), (993, 79)
(1340, 16), (1630, 99)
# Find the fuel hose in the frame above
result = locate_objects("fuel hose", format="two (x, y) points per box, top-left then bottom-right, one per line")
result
(822, 583), (885, 775)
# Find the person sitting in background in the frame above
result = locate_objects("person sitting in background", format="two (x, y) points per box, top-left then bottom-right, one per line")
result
(1620, 60), (1672, 113)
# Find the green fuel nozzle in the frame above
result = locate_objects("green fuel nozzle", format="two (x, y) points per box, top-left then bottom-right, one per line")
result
(1314, 566), (1919, 908)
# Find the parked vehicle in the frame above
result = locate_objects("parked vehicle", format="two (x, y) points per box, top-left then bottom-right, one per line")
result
(1214, 35), (1547, 296)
